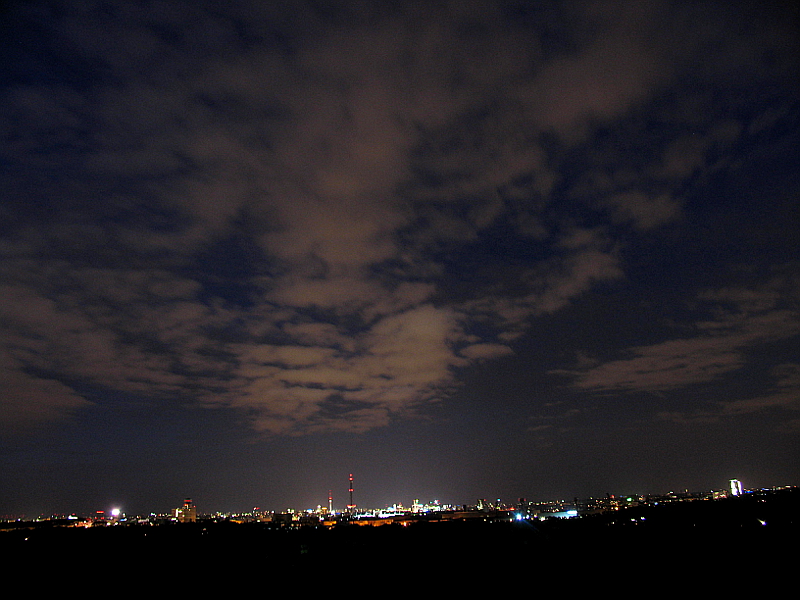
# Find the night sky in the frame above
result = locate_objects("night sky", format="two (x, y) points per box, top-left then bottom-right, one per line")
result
(1, 0), (798, 517)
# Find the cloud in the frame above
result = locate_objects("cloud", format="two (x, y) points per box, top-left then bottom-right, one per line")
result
(226, 304), (469, 434)
(720, 363), (800, 416)
(459, 343), (514, 361)
(562, 277), (800, 423)
(655, 363), (800, 426)
(0, 352), (93, 434)
(571, 336), (746, 393)
(1, 0), (797, 437)
(603, 191), (682, 231)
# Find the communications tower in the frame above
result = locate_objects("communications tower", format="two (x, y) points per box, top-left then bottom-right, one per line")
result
(347, 473), (356, 513)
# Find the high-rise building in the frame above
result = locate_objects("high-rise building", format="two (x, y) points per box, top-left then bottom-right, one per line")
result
(347, 474), (356, 513)
(176, 497), (197, 522)
(730, 479), (743, 496)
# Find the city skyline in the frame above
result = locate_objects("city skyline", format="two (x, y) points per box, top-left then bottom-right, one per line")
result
(1, 0), (799, 518)
(4, 474), (789, 520)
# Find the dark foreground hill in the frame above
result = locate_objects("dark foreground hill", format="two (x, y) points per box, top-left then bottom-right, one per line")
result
(3, 488), (795, 585)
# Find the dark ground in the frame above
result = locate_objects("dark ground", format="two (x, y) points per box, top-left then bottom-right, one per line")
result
(3, 489), (795, 587)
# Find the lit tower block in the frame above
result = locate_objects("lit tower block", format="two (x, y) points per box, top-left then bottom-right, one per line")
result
(347, 473), (356, 513)
(176, 497), (197, 522)
(730, 479), (743, 496)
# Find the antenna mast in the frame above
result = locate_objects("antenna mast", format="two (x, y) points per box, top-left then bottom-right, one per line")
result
(347, 473), (355, 513)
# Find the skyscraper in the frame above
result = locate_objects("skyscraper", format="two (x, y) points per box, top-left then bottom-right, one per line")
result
(347, 474), (355, 513)
(176, 497), (197, 522)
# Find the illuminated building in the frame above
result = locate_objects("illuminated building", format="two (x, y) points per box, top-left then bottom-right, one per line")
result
(347, 474), (356, 513)
(730, 479), (743, 496)
(175, 498), (197, 522)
